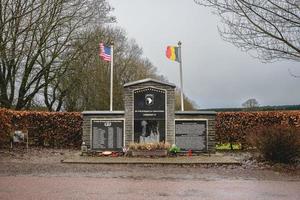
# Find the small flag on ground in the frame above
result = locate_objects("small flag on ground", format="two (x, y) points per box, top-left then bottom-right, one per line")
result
(99, 42), (111, 62)
(166, 46), (180, 62)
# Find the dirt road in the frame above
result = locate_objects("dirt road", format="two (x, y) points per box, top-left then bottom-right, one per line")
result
(0, 149), (299, 200)
(1, 176), (299, 200)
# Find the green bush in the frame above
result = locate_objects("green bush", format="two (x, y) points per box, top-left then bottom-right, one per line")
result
(169, 144), (180, 154)
(248, 125), (300, 163)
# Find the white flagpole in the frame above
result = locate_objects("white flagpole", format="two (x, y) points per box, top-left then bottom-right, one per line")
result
(178, 41), (184, 111)
(110, 42), (114, 111)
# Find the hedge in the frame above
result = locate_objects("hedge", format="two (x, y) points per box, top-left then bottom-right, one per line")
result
(216, 111), (300, 148)
(0, 109), (13, 146)
(0, 108), (82, 148)
(1, 109), (300, 149)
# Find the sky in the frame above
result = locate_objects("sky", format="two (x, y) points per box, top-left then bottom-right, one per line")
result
(108, 0), (300, 109)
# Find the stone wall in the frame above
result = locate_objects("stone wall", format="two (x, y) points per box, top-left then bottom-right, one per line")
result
(123, 80), (176, 146)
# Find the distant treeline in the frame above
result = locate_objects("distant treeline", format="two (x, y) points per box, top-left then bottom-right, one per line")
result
(200, 105), (300, 112)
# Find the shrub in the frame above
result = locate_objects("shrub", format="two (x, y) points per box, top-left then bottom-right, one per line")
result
(169, 144), (180, 154)
(216, 111), (300, 148)
(247, 125), (300, 163)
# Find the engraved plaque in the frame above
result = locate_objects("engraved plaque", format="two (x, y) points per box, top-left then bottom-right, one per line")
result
(91, 120), (124, 150)
(133, 87), (166, 143)
(175, 120), (207, 151)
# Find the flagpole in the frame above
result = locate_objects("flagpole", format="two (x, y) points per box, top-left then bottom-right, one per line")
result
(178, 41), (184, 111)
(110, 41), (114, 111)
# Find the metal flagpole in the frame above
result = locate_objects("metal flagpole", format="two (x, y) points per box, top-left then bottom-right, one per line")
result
(110, 41), (114, 111)
(178, 41), (184, 111)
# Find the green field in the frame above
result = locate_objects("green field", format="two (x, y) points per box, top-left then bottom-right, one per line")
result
(216, 143), (241, 150)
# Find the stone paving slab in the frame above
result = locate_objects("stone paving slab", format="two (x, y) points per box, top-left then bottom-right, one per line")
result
(62, 152), (241, 165)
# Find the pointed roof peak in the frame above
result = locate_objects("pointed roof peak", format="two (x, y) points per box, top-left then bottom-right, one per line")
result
(124, 78), (176, 88)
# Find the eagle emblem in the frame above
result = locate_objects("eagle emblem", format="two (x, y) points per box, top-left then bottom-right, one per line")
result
(145, 94), (154, 106)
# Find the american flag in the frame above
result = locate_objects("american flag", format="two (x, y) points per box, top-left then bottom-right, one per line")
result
(99, 42), (111, 62)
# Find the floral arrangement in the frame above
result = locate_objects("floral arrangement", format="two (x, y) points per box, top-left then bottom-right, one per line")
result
(169, 144), (180, 154)
(128, 142), (171, 151)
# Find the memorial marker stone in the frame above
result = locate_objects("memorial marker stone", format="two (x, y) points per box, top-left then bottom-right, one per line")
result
(175, 120), (207, 151)
(82, 78), (216, 153)
(91, 120), (124, 150)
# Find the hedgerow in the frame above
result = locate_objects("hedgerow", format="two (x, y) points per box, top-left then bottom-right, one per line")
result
(216, 111), (300, 149)
(0, 108), (82, 148)
(1, 109), (300, 150)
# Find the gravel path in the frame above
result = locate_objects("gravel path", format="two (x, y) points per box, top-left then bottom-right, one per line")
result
(1, 148), (299, 200)
(0, 148), (299, 181)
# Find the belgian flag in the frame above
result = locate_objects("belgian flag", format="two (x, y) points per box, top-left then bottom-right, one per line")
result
(166, 46), (181, 62)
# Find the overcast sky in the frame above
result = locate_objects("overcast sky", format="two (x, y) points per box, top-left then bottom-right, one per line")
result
(108, 0), (300, 109)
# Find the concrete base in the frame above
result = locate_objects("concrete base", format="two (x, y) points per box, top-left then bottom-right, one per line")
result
(61, 152), (241, 165)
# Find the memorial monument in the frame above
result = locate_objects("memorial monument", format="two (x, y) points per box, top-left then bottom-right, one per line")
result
(82, 78), (216, 153)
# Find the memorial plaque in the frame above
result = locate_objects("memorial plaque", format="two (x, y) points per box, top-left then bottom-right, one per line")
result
(13, 131), (25, 143)
(133, 87), (166, 143)
(175, 120), (207, 151)
(134, 87), (165, 120)
(91, 120), (124, 150)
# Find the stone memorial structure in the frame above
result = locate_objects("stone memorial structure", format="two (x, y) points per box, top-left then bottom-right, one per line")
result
(82, 78), (216, 152)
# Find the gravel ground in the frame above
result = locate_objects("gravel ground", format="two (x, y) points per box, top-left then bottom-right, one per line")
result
(1, 148), (299, 200)
(0, 148), (299, 181)
(1, 176), (300, 200)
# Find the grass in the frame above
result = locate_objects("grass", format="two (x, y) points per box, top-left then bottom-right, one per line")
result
(216, 143), (241, 150)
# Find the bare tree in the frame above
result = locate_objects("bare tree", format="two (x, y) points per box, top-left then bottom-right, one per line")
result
(0, 0), (114, 110)
(175, 91), (197, 111)
(62, 27), (165, 111)
(242, 98), (259, 110)
(194, 0), (300, 62)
